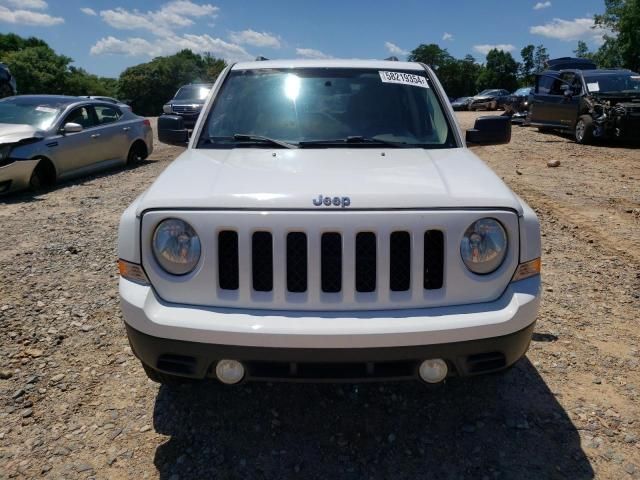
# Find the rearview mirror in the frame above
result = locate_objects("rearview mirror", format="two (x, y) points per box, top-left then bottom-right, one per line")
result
(466, 115), (511, 146)
(62, 122), (83, 134)
(158, 115), (189, 146)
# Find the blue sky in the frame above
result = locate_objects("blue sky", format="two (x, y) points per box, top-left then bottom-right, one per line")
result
(0, 0), (608, 78)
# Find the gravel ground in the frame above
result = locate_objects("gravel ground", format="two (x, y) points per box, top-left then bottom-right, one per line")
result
(0, 113), (639, 479)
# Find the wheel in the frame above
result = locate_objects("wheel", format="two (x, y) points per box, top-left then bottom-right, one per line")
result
(126, 142), (146, 166)
(575, 115), (594, 145)
(29, 161), (54, 191)
(142, 363), (193, 386)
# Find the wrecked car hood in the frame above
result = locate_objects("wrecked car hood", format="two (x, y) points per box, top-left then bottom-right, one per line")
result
(0, 123), (45, 145)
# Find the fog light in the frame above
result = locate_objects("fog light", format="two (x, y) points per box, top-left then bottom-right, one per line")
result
(419, 359), (448, 383)
(215, 359), (245, 384)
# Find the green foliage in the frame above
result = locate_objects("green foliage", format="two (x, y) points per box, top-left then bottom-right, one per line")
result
(533, 45), (549, 74)
(476, 49), (519, 92)
(574, 41), (591, 58)
(519, 45), (536, 85)
(594, 0), (640, 71)
(0, 33), (117, 97)
(118, 49), (227, 116)
(407, 43), (454, 71)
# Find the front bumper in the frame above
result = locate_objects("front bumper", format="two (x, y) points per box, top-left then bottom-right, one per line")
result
(120, 275), (541, 380)
(0, 159), (38, 195)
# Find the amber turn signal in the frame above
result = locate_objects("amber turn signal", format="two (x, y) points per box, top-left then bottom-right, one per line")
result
(511, 257), (541, 282)
(118, 259), (150, 285)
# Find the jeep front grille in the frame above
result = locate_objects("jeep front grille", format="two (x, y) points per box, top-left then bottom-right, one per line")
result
(171, 105), (200, 114)
(218, 229), (444, 295)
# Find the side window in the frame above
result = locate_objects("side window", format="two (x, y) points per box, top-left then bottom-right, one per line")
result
(561, 72), (583, 94)
(537, 74), (558, 95)
(64, 106), (95, 129)
(94, 105), (122, 125)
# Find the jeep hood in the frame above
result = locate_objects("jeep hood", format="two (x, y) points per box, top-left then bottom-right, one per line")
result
(137, 148), (523, 214)
(0, 123), (44, 146)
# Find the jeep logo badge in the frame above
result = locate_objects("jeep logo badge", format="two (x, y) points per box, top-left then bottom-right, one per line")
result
(313, 195), (351, 208)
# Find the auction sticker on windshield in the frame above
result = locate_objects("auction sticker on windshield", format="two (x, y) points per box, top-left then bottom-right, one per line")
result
(379, 71), (429, 89)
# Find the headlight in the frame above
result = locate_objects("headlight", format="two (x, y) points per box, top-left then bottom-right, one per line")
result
(460, 218), (508, 274)
(162, 104), (173, 114)
(0, 145), (14, 167)
(152, 218), (201, 275)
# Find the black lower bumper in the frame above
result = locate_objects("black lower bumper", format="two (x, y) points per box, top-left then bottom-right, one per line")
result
(125, 322), (536, 382)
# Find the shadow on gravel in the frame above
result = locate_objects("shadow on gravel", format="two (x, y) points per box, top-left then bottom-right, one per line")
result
(152, 358), (593, 480)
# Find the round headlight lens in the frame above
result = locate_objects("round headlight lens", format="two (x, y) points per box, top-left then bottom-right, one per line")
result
(460, 218), (508, 275)
(162, 104), (173, 114)
(152, 218), (201, 275)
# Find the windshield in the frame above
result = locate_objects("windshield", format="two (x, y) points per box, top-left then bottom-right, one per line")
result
(0, 100), (60, 130)
(174, 86), (211, 100)
(199, 68), (455, 148)
(585, 73), (640, 94)
(514, 88), (532, 96)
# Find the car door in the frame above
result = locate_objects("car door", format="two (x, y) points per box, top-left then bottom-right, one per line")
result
(92, 104), (129, 161)
(554, 72), (582, 129)
(530, 72), (564, 127)
(48, 105), (102, 176)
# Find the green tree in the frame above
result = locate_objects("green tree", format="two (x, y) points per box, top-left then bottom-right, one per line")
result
(118, 49), (227, 116)
(476, 49), (519, 92)
(574, 41), (591, 58)
(519, 45), (536, 85)
(2, 45), (71, 94)
(533, 45), (550, 73)
(407, 43), (454, 71)
(594, 0), (640, 71)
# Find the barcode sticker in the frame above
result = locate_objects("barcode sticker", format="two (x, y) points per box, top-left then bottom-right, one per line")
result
(379, 71), (429, 89)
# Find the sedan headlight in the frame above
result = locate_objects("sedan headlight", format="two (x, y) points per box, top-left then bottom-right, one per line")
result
(162, 104), (173, 114)
(152, 218), (201, 275)
(460, 218), (508, 274)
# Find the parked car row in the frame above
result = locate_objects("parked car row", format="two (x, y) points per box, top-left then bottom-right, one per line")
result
(0, 95), (153, 195)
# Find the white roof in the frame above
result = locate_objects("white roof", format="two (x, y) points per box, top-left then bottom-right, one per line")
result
(232, 59), (424, 71)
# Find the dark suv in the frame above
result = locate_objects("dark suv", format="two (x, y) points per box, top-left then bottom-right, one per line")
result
(529, 59), (640, 144)
(162, 83), (213, 128)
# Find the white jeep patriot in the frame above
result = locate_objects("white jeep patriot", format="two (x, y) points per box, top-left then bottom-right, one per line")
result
(118, 59), (541, 385)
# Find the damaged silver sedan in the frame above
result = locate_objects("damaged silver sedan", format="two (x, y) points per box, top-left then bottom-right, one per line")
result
(0, 95), (153, 195)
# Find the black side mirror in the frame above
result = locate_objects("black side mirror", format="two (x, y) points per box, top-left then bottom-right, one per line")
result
(466, 115), (511, 146)
(158, 115), (189, 146)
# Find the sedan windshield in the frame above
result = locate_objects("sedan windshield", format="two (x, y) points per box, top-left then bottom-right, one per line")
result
(174, 86), (211, 100)
(0, 99), (60, 130)
(585, 73), (640, 94)
(513, 87), (532, 96)
(199, 68), (455, 148)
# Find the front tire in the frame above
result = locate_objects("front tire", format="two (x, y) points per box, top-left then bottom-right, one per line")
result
(575, 115), (594, 145)
(126, 142), (146, 166)
(29, 161), (54, 192)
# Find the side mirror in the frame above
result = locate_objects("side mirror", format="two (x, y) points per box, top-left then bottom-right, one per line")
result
(158, 115), (189, 146)
(466, 115), (511, 146)
(62, 122), (83, 134)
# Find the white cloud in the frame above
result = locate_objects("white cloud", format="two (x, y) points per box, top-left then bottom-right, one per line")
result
(80, 7), (97, 16)
(0, 5), (63, 25)
(90, 34), (252, 62)
(533, 1), (552, 10)
(295, 47), (331, 59)
(100, 1), (218, 36)
(442, 32), (454, 41)
(473, 44), (516, 55)
(530, 17), (607, 43)
(4, 0), (47, 9)
(229, 29), (281, 48)
(384, 41), (408, 57)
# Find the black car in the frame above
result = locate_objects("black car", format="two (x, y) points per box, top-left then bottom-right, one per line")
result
(0, 63), (17, 99)
(468, 89), (510, 111)
(162, 83), (213, 128)
(529, 62), (640, 144)
(450, 96), (473, 111)
(499, 87), (533, 122)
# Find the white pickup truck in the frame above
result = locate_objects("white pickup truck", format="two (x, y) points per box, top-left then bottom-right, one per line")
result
(118, 59), (541, 386)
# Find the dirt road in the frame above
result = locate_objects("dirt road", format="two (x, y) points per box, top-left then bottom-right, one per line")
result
(1, 114), (639, 479)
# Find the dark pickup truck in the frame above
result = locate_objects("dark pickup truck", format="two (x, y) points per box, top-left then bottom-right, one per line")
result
(162, 83), (213, 128)
(529, 58), (640, 144)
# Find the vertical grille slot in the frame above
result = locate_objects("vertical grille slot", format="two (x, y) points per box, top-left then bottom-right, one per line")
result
(286, 232), (308, 293)
(424, 230), (444, 290)
(252, 232), (273, 292)
(321, 233), (342, 293)
(218, 231), (239, 290)
(355, 232), (376, 292)
(389, 231), (411, 291)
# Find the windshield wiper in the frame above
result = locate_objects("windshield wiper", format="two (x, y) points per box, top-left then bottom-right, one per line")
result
(232, 133), (297, 149)
(298, 136), (410, 148)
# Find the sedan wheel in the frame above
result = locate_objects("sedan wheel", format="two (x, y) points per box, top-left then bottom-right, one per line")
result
(126, 143), (145, 166)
